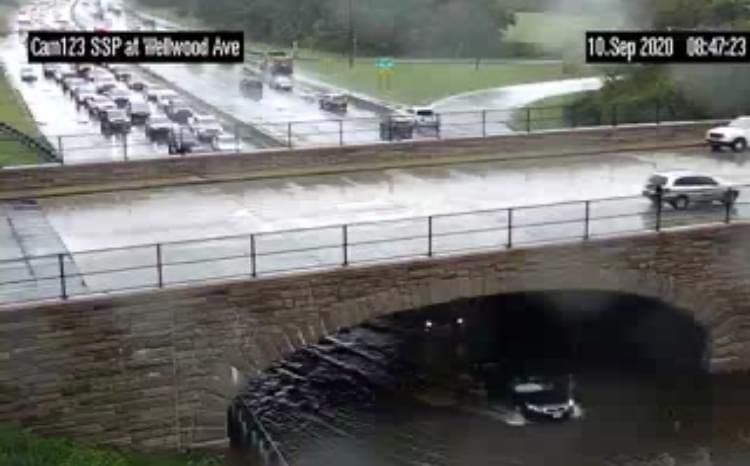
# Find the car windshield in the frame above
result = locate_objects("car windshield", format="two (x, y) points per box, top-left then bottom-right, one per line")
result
(647, 175), (668, 186)
(729, 118), (750, 129)
(416, 110), (434, 117)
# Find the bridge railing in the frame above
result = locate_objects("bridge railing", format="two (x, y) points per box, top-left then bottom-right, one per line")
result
(1, 188), (748, 306)
(1, 98), (730, 166)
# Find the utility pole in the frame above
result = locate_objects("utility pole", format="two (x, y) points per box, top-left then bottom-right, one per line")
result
(348, 0), (355, 68)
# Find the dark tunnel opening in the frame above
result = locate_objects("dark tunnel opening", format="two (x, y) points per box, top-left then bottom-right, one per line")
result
(227, 291), (723, 466)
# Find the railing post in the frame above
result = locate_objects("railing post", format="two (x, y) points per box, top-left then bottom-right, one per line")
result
(342, 224), (349, 266)
(526, 108), (531, 133)
(612, 103), (618, 127)
(287, 122), (293, 148)
(481, 110), (487, 137)
(571, 105), (577, 129)
(655, 191), (663, 232)
(655, 100), (661, 125)
(435, 114), (441, 139)
(234, 124), (240, 152)
(427, 215), (433, 257)
(57, 135), (64, 163)
(583, 200), (591, 240)
(156, 243), (163, 287)
(250, 233), (257, 277)
(725, 190), (733, 224)
(122, 133), (128, 161)
(338, 120), (344, 146)
(506, 208), (513, 248)
(58, 253), (67, 299)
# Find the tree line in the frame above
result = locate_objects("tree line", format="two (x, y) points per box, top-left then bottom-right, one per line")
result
(139, 0), (516, 57)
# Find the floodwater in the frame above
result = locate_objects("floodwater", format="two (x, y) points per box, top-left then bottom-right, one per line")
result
(227, 292), (750, 466)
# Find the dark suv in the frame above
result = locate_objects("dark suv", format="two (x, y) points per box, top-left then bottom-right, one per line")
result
(145, 115), (174, 141)
(379, 114), (414, 141)
(167, 127), (201, 154)
(101, 109), (131, 134)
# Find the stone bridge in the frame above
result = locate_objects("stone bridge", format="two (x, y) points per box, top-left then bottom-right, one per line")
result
(1, 223), (749, 451)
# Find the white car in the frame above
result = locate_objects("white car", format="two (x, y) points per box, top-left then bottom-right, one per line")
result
(408, 106), (440, 132)
(188, 114), (223, 141)
(706, 116), (750, 152)
(211, 134), (240, 152)
(642, 170), (740, 209)
(270, 75), (293, 91)
(20, 67), (37, 82)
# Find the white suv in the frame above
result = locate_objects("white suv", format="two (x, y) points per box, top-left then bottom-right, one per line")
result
(706, 116), (750, 152)
(642, 171), (740, 209)
(409, 107), (440, 132)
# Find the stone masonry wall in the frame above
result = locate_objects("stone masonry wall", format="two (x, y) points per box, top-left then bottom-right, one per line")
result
(1, 223), (749, 451)
(0, 123), (714, 199)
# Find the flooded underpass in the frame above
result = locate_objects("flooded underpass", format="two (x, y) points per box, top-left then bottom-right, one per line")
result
(226, 292), (750, 466)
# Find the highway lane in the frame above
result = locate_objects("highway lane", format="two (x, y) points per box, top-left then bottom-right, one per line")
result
(0, 147), (744, 303)
(0, 5), (173, 163)
(99, 4), (605, 147)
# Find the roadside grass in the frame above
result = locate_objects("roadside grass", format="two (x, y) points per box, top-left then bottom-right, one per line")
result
(299, 59), (586, 105)
(510, 92), (595, 131)
(128, 2), (597, 105)
(0, 426), (226, 466)
(0, 5), (45, 167)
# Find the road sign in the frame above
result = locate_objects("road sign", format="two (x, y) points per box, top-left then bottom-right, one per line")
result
(376, 57), (394, 70)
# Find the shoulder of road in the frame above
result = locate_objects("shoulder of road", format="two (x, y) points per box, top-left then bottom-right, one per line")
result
(0, 122), (719, 200)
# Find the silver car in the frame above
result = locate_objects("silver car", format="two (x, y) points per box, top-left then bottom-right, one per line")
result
(642, 171), (740, 209)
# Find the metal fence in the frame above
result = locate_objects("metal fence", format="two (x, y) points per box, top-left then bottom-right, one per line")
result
(1, 98), (733, 166)
(2, 188), (748, 306)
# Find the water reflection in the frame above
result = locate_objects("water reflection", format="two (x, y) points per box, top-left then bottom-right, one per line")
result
(228, 292), (750, 466)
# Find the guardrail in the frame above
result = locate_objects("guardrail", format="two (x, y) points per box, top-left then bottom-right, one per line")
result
(1, 188), (748, 306)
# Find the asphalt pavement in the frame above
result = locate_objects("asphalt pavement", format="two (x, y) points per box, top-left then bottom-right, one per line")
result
(2, 147), (749, 304)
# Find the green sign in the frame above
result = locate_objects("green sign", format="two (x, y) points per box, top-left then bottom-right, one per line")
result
(376, 57), (394, 69)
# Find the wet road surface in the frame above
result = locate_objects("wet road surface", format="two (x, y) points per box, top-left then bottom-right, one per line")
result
(2, 147), (750, 303)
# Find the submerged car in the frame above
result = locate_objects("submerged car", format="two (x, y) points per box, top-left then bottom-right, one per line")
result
(642, 171), (740, 209)
(510, 375), (578, 421)
(706, 116), (750, 152)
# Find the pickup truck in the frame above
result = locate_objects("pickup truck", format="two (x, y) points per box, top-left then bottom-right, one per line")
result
(706, 117), (750, 152)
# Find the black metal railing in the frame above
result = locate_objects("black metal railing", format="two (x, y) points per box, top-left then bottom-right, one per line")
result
(1, 188), (748, 306)
(0, 98), (731, 167)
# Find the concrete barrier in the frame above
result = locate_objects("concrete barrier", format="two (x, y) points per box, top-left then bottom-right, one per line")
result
(0, 122), (719, 199)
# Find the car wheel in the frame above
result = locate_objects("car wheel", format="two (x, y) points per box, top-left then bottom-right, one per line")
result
(710, 144), (721, 152)
(732, 138), (747, 152)
(671, 196), (690, 210)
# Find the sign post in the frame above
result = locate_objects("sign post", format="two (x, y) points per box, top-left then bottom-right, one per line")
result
(375, 57), (394, 90)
